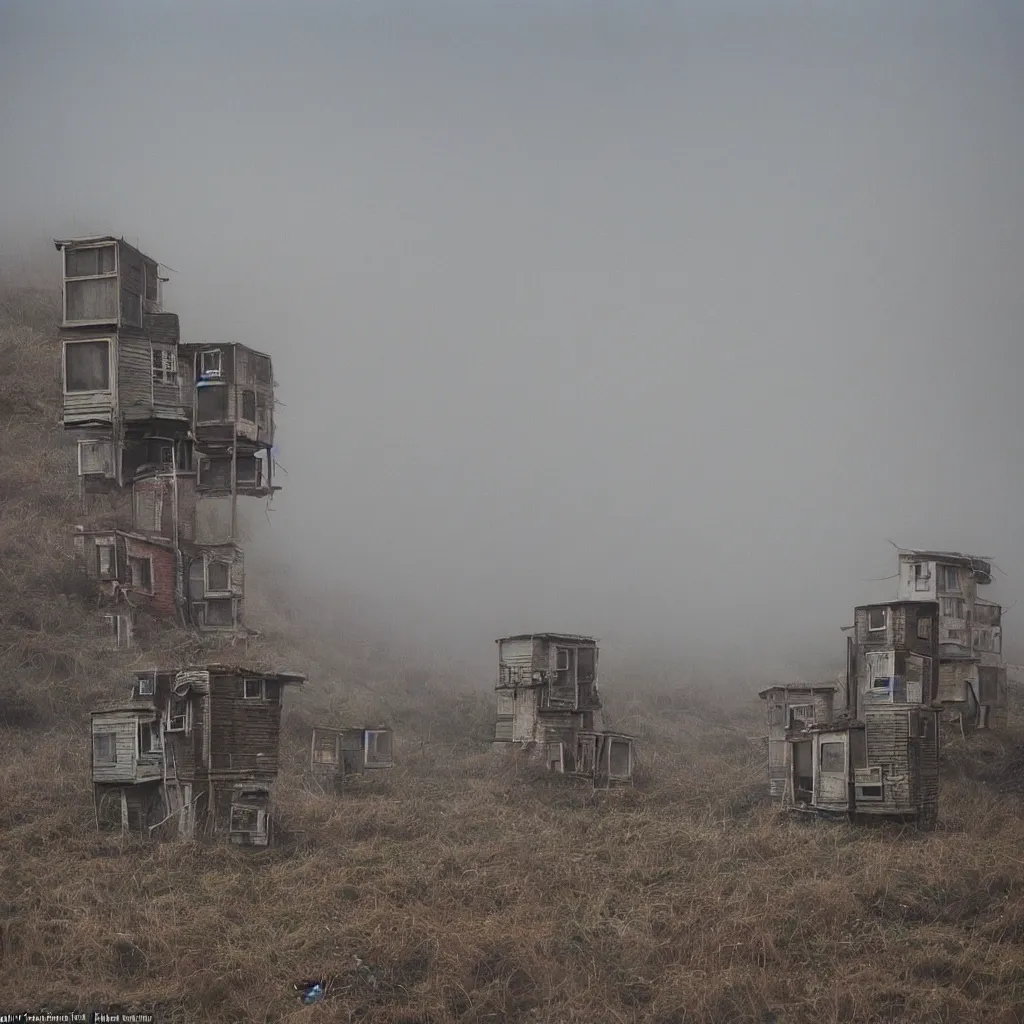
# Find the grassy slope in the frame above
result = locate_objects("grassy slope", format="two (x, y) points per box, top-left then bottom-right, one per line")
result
(3, 290), (1024, 1023)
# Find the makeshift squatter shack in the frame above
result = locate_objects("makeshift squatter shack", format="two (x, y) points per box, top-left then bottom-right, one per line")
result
(494, 632), (634, 787)
(759, 685), (837, 798)
(90, 665), (305, 845)
(784, 704), (940, 829)
(309, 726), (395, 793)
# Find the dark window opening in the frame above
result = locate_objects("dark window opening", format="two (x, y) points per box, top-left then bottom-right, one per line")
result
(867, 608), (886, 631)
(206, 560), (230, 593)
(859, 785), (882, 798)
(129, 556), (152, 592)
(205, 598), (234, 626)
(196, 384), (229, 421)
(65, 340), (110, 392)
(241, 389), (256, 422)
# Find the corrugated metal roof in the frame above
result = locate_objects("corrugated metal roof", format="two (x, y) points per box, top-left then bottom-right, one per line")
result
(54, 235), (121, 248)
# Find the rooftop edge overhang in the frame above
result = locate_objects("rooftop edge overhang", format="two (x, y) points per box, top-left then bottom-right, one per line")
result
(54, 235), (121, 249)
(758, 685), (837, 699)
(496, 632), (598, 645)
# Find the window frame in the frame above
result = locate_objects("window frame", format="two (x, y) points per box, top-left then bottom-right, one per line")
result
(96, 542), (116, 580)
(93, 731), (118, 765)
(867, 607), (887, 632)
(200, 349), (223, 378)
(913, 561), (931, 591)
(941, 566), (960, 592)
(151, 345), (178, 386)
(819, 740), (846, 774)
(204, 557), (232, 596)
(62, 242), (119, 327)
(240, 388), (257, 423)
(243, 678), (263, 700)
(166, 697), (190, 734)
(63, 337), (114, 395)
(129, 555), (154, 594)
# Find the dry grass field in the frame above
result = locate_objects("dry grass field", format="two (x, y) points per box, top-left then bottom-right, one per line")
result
(3, 287), (1024, 1023)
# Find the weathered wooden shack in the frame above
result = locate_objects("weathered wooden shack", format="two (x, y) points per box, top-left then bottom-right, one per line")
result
(784, 704), (940, 828)
(895, 548), (1007, 729)
(90, 665), (305, 844)
(494, 632), (635, 787)
(846, 601), (939, 717)
(73, 526), (245, 632)
(309, 727), (395, 793)
(758, 685), (836, 798)
(179, 342), (278, 500)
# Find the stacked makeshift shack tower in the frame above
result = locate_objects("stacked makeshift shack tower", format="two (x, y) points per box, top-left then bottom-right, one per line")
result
(493, 632), (635, 787)
(56, 234), (300, 844)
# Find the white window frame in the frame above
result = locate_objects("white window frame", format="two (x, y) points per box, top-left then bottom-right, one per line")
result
(204, 557), (232, 596)
(229, 804), (267, 835)
(913, 562), (931, 590)
(555, 648), (571, 672)
(200, 349), (223, 378)
(62, 242), (118, 327)
(136, 673), (156, 697)
(63, 337), (114, 395)
(607, 737), (633, 779)
(138, 720), (162, 755)
(243, 678), (264, 700)
(363, 729), (394, 768)
(77, 438), (115, 478)
(129, 554), (154, 594)
(166, 698), (191, 734)
(867, 608), (887, 632)
(151, 345), (178, 385)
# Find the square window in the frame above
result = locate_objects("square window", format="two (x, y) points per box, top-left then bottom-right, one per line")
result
(65, 340), (110, 392)
(867, 608), (886, 631)
(200, 349), (222, 377)
(136, 673), (155, 697)
(243, 679), (263, 700)
(93, 732), (117, 764)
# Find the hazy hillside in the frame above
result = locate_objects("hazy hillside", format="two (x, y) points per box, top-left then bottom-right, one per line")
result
(4, 287), (1024, 1023)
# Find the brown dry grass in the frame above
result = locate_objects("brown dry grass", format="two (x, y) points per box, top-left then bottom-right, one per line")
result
(3, 286), (1024, 1023)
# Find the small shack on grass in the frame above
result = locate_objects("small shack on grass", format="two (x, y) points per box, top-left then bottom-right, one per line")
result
(309, 726), (395, 793)
(783, 703), (940, 829)
(90, 664), (305, 845)
(758, 684), (837, 798)
(493, 632), (635, 788)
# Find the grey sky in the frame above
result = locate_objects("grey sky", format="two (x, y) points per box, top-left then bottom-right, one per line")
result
(2, 1), (1023, 678)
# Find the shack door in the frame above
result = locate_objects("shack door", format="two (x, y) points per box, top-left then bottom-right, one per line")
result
(792, 741), (813, 804)
(814, 732), (849, 810)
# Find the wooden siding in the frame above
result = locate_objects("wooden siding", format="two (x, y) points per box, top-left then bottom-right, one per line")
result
(117, 328), (155, 421)
(132, 473), (198, 543)
(91, 712), (161, 784)
(207, 675), (284, 775)
(61, 330), (117, 427)
(863, 707), (914, 813)
(497, 639), (534, 687)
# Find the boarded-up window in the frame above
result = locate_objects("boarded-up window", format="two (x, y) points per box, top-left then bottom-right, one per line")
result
(867, 608), (886, 631)
(820, 741), (845, 773)
(67, 245), (116, 277)
(79, 439), (114, 476)
(197, 384), (229, 421)
(253, 354), (272, 385)
(914, 562), (930, 590)
(230, 805), (262, 832)
(93, 732), (117, 764)
(65, 340), (110, 392)
(129, 556), (152, 592)
(241, 389), (256, 422)
(978, 667), (1001, 704)
(906, 657), (923, 684)
(206, 560), (230, 593)
(917, 616), (932, 640)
